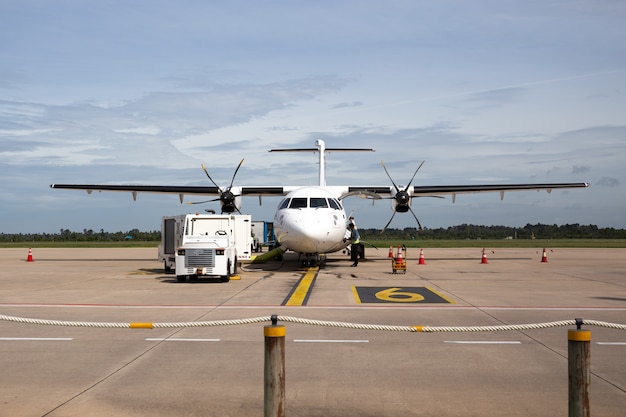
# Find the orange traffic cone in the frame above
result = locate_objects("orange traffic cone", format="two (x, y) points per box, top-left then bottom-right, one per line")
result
(388, 246), (393, 258)
(541, 248), (548, 263)
(480, 248), (488, 264)
(26, 248), (34, 262)
(396, 245), (403, 261)
(418, 248), (426, 265)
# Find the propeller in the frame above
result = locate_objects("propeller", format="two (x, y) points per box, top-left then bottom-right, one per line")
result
(380, 160), (425, 233)
(186, 159), (244, 214)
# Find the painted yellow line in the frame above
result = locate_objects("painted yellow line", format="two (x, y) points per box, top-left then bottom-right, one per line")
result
(425, 286), (456, 304)
(351, 286), (362, 304)
(283, 267), (318, 306)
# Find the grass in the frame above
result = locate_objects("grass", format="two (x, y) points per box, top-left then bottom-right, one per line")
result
(0, 241), (160, 249)
(362, 239), (626, 249)
(2, 239), (626, 249)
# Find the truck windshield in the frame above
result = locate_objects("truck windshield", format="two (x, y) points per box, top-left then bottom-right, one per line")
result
(188, 218), (229, 235)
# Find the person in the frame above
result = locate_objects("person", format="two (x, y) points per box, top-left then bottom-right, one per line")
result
(348, 222), (360, 267)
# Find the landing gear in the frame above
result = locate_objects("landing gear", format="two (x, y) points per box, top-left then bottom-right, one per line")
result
(300, 254), (326, 268)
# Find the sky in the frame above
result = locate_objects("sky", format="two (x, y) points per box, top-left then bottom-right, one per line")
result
(1, 0), (625, 234)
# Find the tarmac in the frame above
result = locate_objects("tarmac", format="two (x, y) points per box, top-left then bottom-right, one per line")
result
(0, 246), (625, 416)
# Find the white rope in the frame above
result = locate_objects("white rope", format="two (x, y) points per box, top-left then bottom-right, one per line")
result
(1, 314), (625, 332)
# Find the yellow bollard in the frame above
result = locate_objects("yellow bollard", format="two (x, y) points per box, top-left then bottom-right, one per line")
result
(568, 319), (590, 417)
(264, 315), (285, 417)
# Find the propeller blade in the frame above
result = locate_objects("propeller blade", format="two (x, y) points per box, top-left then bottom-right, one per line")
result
(185, 198), (220, 205)
(405, 160), (425, 189)
(380, 210), (398, 234)
(228, 159), (244, 190)
(381, 161), (401, 193)
(201, 163), (222, 191)
(407, 206), (423, 231)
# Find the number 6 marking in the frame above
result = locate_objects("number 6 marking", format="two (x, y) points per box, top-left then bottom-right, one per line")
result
(375, 287), (425, 302)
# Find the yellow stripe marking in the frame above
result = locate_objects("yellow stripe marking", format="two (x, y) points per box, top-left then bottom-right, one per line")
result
(284, 267), (318, 306)
(425, 286), (456, 304)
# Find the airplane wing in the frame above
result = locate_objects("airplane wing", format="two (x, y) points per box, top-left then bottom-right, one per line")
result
(51, 182), (589, 202)
(344, 182), (589, 202)
(49, 184), (288, 202)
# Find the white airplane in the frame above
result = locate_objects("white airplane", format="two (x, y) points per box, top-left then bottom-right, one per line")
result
(51, 139), (588, 266)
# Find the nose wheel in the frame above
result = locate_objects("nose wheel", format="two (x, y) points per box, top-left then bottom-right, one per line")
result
(300, 254), (326, 268)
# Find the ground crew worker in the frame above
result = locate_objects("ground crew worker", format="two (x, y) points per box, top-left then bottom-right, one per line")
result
(348, 222), (360, 267)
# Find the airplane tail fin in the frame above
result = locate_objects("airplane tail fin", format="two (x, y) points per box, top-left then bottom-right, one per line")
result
(269, 139), (374, 186)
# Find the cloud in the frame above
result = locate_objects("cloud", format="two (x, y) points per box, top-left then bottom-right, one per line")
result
(1, 2), (625, 233)
(333, 101), (364, 109)
(596, 177), (619, 187)
(0, 76), (348, 170)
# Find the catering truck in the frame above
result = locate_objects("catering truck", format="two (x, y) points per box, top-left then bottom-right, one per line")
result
(158, 213), (252, 282)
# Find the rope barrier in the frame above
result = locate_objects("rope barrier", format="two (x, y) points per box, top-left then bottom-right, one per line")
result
(1, 314), (625, 332)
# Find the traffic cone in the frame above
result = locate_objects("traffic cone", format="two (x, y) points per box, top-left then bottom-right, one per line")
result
(480, 248), (488, 264)
(396, 245), (403, 261)
(388, 246), (393, 258)
(418, 248), (426, 265)
(541, 248), (548, 263)
(26, 248), (34, 262)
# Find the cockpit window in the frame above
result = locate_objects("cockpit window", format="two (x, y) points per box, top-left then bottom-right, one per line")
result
(310, 197), (328, 208)
(328, 198), (341, 210)
(288, 197), (308, 209)
(278, 198), (290, 209)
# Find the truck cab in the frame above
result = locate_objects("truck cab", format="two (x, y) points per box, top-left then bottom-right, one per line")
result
(158, 214), (251, 282)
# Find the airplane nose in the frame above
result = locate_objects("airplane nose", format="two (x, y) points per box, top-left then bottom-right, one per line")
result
(276, 213), (345, 253)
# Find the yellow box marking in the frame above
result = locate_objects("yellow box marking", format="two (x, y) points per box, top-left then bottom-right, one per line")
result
(425, 286), (456, 304)
(353, 286), (454, 304)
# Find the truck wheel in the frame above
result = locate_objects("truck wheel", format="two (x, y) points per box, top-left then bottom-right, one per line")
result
(221, 261), (231, 283)
(176, 275), (186, 282)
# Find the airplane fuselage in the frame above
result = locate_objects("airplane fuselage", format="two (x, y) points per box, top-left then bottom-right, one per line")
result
(274, 186), (349, 255)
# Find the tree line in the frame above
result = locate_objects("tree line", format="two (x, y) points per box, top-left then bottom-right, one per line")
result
(0, 228), (161, 242)
(360, 223), (626, 240)
(1, 223), (625, 243)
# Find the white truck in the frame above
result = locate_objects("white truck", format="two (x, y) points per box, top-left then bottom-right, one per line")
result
(158, 213), (252, 282)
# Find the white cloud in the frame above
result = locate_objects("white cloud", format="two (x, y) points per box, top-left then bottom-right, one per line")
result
(0, 1), (625, 232)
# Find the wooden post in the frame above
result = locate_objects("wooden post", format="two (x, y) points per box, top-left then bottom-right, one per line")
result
(568, 319), (590, 417)
(264, 315), (285, 417)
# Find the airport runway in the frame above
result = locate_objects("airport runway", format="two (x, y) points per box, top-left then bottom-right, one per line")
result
(1, 246), (624, 416)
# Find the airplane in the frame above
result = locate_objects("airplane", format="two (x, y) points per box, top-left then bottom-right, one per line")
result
(50, 139), (589, 266)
